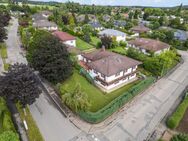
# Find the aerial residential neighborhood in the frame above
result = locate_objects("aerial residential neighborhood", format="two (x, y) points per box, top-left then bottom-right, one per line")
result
(0, 0), (188, 141)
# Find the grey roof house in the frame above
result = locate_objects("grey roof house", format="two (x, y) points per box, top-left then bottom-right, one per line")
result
(114, 20), (126, 28)
(33, 20), (58, 31)
(98, 29), (126, 42)
(174, 30), (188, 41)
(88, 21), (104, 31)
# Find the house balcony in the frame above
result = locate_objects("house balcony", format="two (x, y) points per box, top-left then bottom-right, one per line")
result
(95, 71), (138, 86)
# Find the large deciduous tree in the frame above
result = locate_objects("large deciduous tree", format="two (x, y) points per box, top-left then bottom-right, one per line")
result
(0, 63), (41, 107)
(27, 30), (73, 84)
(100, 35), (113, 49)
(0, 26), (7, 43)
(62, 84), (90, 112)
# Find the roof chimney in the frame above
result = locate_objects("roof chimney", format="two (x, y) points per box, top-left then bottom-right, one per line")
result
(102, 45), (105, 51)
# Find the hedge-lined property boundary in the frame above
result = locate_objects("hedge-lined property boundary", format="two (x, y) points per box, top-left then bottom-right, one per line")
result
(167, 95), (188, 129)
(79, 77), (155, 123)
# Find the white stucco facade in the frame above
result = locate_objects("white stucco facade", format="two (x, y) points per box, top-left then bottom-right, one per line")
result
(63, 40), (76, 47)
(116, 35), (126, 42)
(79, 55), (138, 92)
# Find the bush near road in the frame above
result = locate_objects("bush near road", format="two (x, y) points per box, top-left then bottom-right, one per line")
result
(167, 95), (188, 129)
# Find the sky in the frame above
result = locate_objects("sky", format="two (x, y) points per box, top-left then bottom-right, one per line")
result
(33, 0), (188, 7)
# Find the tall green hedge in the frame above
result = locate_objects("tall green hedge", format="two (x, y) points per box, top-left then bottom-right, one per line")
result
(79, 77), (155, 123)
(167, 96), (188, 129)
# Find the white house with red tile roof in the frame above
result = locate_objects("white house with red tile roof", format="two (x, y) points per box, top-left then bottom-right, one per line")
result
(53, 31), (76, 47)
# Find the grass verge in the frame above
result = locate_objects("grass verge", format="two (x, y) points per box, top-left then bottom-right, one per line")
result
(17, 104), (44, 141)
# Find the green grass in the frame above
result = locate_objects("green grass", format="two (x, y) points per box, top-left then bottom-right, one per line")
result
(90, 36), (101, 47)
(60, 70), (141, 112)
(0, 44), (8, 59)
(17, 104), (44, 141)
(110, 46), (127, 55)
(76, 38), (94, 51)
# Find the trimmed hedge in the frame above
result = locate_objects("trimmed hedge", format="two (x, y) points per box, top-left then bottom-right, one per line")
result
(79, 77), (155, 123)
(171, 134), (188, 141)
(167, 95), (188, 129)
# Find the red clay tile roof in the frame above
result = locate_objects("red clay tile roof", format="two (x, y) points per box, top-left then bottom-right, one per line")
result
(84, 49), (142, 76)
(53, 31), (76, 42)
(128, 38), (170, 52)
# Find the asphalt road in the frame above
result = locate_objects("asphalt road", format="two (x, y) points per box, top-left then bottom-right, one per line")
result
(5, 17), (27, 64)
(5, 17), (188, 141)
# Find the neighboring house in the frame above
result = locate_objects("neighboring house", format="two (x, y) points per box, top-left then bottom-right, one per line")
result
(131, 25), (151, 36)
(103, 15), (111, 22)
(33, 20), (58, 31)
(53, 31), (76, 47)
(76, 15), (85, 23)
(114, 20), (126, 29)
(32, 11), (52, 22)
(174, 30), (188, 41)
(98, 29), (126, 42)
(88, 21), (104, 31)
(40, 10), (52, 18)
(139, 20), (151, 26)
(79, 49), (141, 92)
(122, 13), (129, 19)
(32, 13), (47, 22)
(88, 14), (97, 22)
(128, 38), (170, 55)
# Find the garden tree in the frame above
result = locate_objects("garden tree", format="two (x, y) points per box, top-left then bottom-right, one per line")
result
(0, 26), (7, 43)
(125, 21), (134, 30)
(149, 30), (166, 41)
(0, 131), (19, 141)
(100, 35), (113, 49)
(177, 3), (183, 15)
(171, 134), (188, 141)
(83, 33), (91, 43)
(134, 10), (140, 19)
(159, 16), (169, 26)
(61, 15), (69, 25)
(128, 11), (134, 19)
(82, 24), (92, 34)
(0, 63), (41, 108)
(150, 21), (160, 29)
(27, 30), (73, 84)
(68, 14), (75, 26)
(170, 18), (181, 29)
(84, 14), (89, 24)
(143, 12), (149, 20)
(0, 12), (11, 27)
(62, 84), (90, 112)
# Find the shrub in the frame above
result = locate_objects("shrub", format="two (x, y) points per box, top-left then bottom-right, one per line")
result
(167, 96), (188, 129)
(171, 134), (188, 141)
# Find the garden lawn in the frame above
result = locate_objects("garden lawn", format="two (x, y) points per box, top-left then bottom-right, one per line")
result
(76, 38), (94, 51)
(60, 70), (141, 112)
(17, 104), (44, 141)
(90, 36), (101, 46)
(110, 46), (127, 55)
